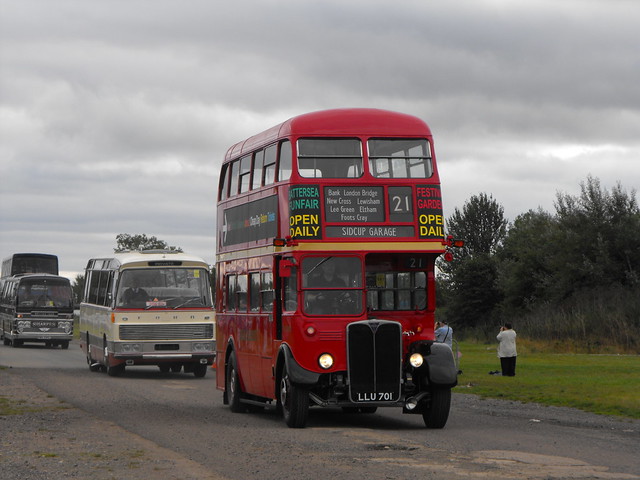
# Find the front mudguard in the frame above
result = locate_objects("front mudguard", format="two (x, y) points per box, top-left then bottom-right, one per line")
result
(279, 344), (321, 386)
(409, 340), (458, 388)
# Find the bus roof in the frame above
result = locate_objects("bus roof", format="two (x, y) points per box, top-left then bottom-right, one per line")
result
(85, 251), (210, 271)
(224, 108), (432, 162)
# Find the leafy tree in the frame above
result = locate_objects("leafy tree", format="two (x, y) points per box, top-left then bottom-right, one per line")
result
(71, 273), (85, 304)
(497, 209), (556, 310)
(553, 176), (639, 295)
(114, 234), (183, 253)
(446, 192), (508, 258)
(445, 254), (501, 328)
(437, 193), (508, 328)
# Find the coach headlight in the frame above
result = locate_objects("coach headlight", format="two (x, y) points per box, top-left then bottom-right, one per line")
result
(59, 321), (73, 334)
(318, 353), (334, 370)
(17, 320), (31, 333)
(193, 342), (213, 352)
(409, 353), (424, 368)
(121, 343), (142, 353)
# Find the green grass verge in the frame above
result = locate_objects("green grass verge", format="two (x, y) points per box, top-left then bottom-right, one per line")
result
(454, 342), (640, 419)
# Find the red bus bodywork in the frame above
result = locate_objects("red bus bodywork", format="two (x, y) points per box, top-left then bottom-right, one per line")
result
(215, 109), (457, 428)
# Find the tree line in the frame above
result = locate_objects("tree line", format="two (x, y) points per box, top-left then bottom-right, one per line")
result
(437, 175), (640, 353)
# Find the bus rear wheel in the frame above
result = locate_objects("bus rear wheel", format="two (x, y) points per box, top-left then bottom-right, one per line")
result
(278, 364), (309, 428)
(422, 387), (451, 429)
(226, 352), (246, 412)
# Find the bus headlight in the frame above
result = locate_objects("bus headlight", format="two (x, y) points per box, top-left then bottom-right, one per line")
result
(409, 353), (424, 368)
(193, 342), (213, 352)
(121, 343), (142, 353)
(17, 320), (31, 333)
(318, 353), (334, 370)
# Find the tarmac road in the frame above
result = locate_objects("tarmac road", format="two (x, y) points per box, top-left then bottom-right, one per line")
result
(1, 341), (639, 480)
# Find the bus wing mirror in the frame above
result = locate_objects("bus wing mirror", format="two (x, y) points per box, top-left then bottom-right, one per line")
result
(279, 260), (295, 277)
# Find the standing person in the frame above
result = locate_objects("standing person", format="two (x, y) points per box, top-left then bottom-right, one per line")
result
(497, 323), (517, 376)
(435, 320), (453, 348)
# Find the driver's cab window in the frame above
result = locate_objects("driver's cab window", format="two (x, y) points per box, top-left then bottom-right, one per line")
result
(301, 256), (362, 315)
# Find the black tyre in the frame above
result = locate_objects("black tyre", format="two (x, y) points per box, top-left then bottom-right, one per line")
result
(104, 341), (124, 377)
(60, 341), (69, 349)
(226, 352), (246, 412)
(422, 388), (451, 429)
(86, 334), (100, 372)
(193, 363), (208, 378)
(279, 364), (309, 428)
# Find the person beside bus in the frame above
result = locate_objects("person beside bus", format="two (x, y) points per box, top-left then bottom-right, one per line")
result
(435, 321), (453, 347)
(496, 323), (517, 376)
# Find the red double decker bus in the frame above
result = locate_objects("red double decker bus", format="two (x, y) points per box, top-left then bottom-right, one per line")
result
(215, 108), (459, 428)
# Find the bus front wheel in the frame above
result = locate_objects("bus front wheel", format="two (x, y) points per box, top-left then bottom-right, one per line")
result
(278, 364), (309, 428)
(422, 387), (451, 429)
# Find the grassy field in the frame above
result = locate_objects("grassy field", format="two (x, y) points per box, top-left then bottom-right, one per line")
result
(453, 342), (640, 419)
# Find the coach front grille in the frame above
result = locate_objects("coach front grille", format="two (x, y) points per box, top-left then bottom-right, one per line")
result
(347, 320), (402, 403)
(119, 323), (213, 341)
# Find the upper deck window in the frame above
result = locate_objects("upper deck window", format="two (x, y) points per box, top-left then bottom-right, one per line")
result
(297, 138), (363, 179)
(368, 139), (433, 179)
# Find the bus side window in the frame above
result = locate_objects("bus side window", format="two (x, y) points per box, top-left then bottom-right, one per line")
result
(226, 274), (236, 311)
(219, 164), (229, 201)
(236, 274), (248, 311)
(261, 272), (274, 312)
(249, 272), (260, 312)
(278, 140), (292, 182)
(229, 160), (239, 197)
(252, 150), (264, 190)
(239, 155), (252, 194)
(283, 268), (297, 311)
(264, 144), (277, 186)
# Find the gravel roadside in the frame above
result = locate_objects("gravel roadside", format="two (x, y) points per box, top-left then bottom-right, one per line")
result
(0, 367), (226, 480)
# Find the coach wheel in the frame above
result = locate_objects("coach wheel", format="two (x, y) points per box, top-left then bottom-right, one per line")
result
(422, 387), (451, 429)
(60, 341), (69, 349)
(279, 364), (309, 428)
(104, 340), (124, 377)
(12, 339), (23, 348)
(87, 334), (100, 372)
(193, 364), (207, 378)
(226, 352), (246, 413)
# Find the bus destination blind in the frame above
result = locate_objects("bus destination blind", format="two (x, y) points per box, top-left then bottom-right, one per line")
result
(288, 185), (444, 240)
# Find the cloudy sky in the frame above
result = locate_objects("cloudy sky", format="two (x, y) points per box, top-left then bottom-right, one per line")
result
(1, 0), (638, 280)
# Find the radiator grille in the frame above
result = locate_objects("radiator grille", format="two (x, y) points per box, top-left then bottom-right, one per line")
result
(347, 320), (402, 403)
(119, 323), (213, 341)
